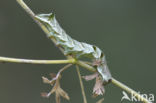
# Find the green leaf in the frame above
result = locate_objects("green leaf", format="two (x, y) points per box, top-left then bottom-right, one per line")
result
(35, 12), (112, 83)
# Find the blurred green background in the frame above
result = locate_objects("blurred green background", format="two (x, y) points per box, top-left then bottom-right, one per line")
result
(0, 0), (155, 103)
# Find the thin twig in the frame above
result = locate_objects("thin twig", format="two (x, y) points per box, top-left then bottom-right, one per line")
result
(58, 64), (73, 74)
(15, 1), (151, 103)
(111, 78), (151, 103)
(76, 61), (96, 72)
(16, 0), (64, 53)
(76, 65), (87, 103)
(0, 56), (76, 64)
(96, 98), (104, 103)
(77, 61), (151, 103)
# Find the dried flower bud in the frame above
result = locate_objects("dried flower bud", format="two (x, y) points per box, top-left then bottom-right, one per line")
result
(42, 76), (51, 84)
(42, 68), (70, 103)
(93, 76), (105, 96)
(82, 73), (98, 81)
(83, 72), (105, 98)
(41, 92), (49, 98)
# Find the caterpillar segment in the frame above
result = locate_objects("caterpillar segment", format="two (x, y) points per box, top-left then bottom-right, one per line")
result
(35, 13), (112, 83)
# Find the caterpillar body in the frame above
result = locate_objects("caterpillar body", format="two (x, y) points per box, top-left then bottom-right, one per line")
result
(35, 13), (112, 83)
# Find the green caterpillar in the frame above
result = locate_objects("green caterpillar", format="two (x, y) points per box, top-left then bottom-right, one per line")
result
(35, 13), (112, 83)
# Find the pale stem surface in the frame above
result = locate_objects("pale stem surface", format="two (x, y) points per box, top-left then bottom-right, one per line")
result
(0, 56), (75, 64)
(76, 65), (87, 103)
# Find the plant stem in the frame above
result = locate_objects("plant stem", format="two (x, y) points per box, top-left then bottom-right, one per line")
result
(76, 61), (96, 72)
(16, 0), (64, 53)
(77, 61), (151, 103)
(111, 78), (151, 103)
(59, 64), (73, 74)
(16, 0), (151, 103)
(76, 65), (87, 103)
(0, 56), (76, 64)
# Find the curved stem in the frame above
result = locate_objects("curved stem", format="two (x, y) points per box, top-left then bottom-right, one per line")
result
(16, 0), (64, 53)
(111, 78), (151, 103)
(0, 56), (76, 64)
